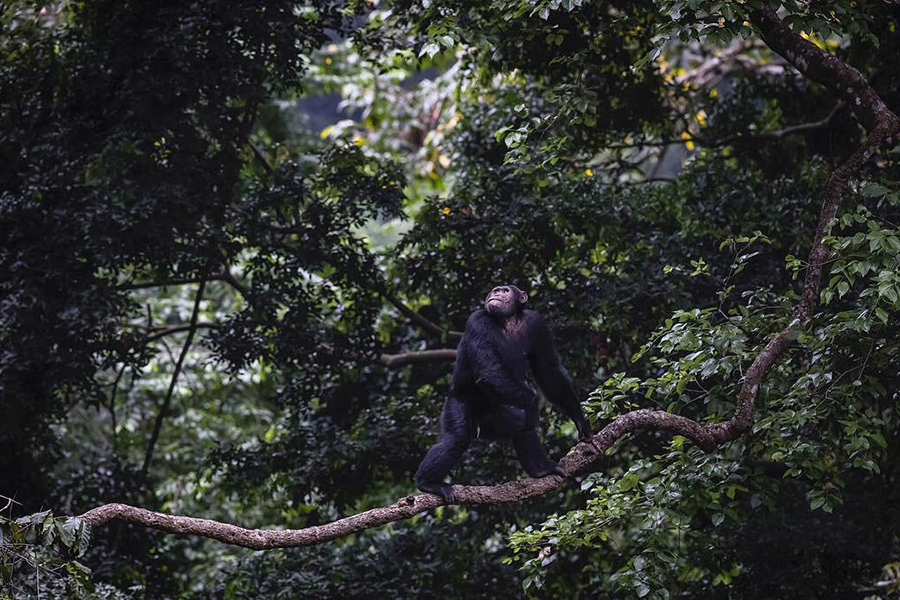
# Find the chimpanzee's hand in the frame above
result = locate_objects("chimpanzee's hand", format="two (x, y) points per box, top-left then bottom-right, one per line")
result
(576, 418), (594, 440)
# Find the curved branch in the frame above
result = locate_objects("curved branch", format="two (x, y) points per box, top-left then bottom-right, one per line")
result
(78, 9), (900, 551)
(752, 7), (895, 132)
(71, 407), (738, 549)
(751, 5), (900, 318)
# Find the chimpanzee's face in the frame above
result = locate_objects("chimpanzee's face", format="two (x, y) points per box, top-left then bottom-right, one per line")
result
(484, 285), (526, 318)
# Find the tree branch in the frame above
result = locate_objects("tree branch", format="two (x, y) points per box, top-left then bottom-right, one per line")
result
(144, 323), (220, 343)
(751, 5), (900, 319)
(72, 401), (782, 550)
(123, 275), (458, 341)
(604, 102), (842, 150)
(751, 102), (843, 140)
(140, 281), (206, 479)
(752, 7), (896, 133)
(380, 348), (457, 368)
(143, 327), (454, 369)
(119, 271), (249, 298)
(78, 9), (900, 551)
(377, 288), (464, 341)
(247, 141), (275, 174)
(107, 363), (128, 454)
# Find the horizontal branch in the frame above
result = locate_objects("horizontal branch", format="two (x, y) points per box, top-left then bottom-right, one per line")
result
(752, 102), (843, 140)
(604, 102), (842, 150)
(119, 278), (206, 290)
(380, 348), (457, 368)
(144, 323), (219, 343)
(79, 136), (894, 551)
(123, 275), (461, 342)
(119, 271), (249, 297)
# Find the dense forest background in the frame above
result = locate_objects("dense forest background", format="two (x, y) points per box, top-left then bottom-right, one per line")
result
(2, 0), (900, 597)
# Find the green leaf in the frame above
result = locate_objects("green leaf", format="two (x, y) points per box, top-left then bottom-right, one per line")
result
(15, 510), (51, 527)
(419, 42), (440, 58)
(861, 182), (891, 197)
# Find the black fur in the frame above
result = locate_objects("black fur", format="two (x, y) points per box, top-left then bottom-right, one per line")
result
(415, 287), (593, 503)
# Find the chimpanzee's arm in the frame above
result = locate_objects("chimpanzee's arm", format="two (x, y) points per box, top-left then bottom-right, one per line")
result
(464, 312), (536, 409)
(528, 312), (593, 439)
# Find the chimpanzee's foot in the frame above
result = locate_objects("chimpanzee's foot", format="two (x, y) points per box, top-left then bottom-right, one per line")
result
(417, 481), (456, 504)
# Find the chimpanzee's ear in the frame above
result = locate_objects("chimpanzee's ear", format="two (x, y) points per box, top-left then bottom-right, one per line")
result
(518, 290), (528, 304)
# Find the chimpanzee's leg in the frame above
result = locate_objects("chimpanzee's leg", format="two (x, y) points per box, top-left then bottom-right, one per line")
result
(512, 429), (565, 478)
(414, 396), (472, 503)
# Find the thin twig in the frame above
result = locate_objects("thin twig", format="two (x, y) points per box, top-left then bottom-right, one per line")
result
(140, 280), (207, 479)
(145, 323), (220, 343)
(108, 363), (127, 454)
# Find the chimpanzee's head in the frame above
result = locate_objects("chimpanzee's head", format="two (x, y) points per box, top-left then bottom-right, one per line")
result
(484, 284), (528, 318)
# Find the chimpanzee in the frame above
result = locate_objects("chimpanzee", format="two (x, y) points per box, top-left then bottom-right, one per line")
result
(415, 284), (593, 503)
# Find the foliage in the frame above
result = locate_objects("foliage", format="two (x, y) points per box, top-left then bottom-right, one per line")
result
(0, 510), (93, 599)
(2, 0), (900, 598)
(508, 181), (900, 596)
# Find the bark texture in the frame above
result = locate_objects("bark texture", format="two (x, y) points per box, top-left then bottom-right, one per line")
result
(78, 10), (899, 550)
